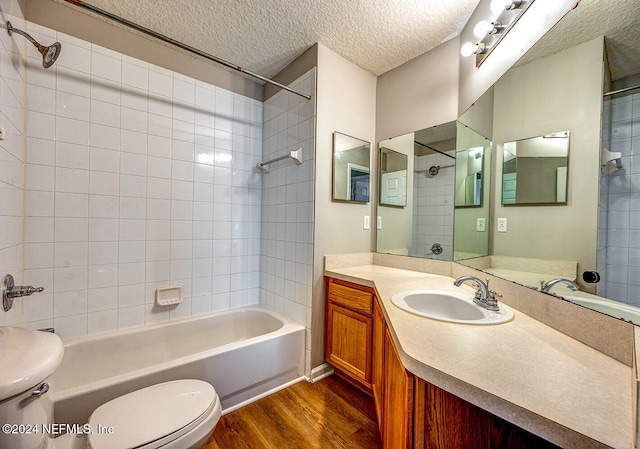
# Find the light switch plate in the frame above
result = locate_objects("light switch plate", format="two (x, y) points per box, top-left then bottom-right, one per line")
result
(364, 215), (370, 230)
(497, 217), (508, 232)
(476, 217), (486, 232)
(377, 216), (382, 230)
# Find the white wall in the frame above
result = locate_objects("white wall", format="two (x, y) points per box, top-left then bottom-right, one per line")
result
(376, 37), (460, 143)
(311, 43), (377, 369)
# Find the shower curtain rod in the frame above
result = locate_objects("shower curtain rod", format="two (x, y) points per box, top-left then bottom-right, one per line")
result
(62, 0), (312, 100)
(414, 141), (456, 159)
(603, 84), (640, 97)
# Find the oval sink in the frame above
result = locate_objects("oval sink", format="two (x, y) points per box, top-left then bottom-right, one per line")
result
(391, 290), (514, 325)
(0, 327), (64, 400)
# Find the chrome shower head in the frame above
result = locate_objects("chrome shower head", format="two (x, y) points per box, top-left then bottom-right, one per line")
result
(6, 21), (61, 68)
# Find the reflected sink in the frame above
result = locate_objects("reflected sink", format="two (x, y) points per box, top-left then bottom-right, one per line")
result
(391, 290), (514, 325)
(0, 326), (64, 400)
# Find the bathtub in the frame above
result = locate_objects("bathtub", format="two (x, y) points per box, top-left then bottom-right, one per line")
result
(48, 307), (305, 426)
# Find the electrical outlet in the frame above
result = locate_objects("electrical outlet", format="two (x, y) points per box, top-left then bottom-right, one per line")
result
(497, 217), (508, 232)
(377, 216), (382, 229)
(476, 217), (486, 232)
(363, 215), (370, 230)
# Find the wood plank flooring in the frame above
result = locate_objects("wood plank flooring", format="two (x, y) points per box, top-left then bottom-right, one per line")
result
(205, 375), (382, 449)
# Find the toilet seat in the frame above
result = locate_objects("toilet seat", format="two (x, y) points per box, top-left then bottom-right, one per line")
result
(87, 379), (218, 449)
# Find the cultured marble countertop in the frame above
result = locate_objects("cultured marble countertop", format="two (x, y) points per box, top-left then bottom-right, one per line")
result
(325, 264), (633, 449)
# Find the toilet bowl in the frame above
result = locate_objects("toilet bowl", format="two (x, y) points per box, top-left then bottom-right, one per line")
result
(0, 377), (221, 449)
(0, 326), (222, 449)
(85, 379), (221, 449)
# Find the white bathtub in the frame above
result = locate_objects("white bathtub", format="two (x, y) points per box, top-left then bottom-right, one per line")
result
(48, 307), (305, 426)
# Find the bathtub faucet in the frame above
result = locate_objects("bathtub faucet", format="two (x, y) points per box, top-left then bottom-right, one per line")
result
(2, 274), (45, 312)
(540, 278), (579, 294)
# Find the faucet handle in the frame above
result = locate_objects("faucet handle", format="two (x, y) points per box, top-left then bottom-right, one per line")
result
(485, 290), (501, 311)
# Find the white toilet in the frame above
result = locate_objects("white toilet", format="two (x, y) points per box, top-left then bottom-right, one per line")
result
(0, 327), (222, 449)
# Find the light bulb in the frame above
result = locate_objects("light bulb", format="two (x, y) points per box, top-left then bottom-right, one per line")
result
(460, 42), (477, 58)
(473, 20), (493, 39)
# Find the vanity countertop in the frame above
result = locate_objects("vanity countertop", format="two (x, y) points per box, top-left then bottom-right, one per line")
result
(325, 263), (633, 449)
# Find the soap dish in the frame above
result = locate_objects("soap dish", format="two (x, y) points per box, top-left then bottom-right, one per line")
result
(155, 285), (183, 306)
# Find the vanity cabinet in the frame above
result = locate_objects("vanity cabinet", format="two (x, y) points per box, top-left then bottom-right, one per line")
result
(325, 276), (559, 449)
(381, 324), (413, 448)
(324, 277), (374, 393)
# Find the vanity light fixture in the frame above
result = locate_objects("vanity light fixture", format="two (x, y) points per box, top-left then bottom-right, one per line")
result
(461, 0), (535, 67)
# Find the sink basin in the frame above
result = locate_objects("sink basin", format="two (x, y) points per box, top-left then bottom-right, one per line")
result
(0, 327), (64, 400)
(391, 290), (514, 325)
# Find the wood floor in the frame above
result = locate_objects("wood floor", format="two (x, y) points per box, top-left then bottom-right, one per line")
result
(205, 375), (382, 449)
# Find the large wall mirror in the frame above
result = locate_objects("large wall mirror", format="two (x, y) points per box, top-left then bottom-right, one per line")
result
(332, 132), (371, 203)
(376, 0), (640, 326)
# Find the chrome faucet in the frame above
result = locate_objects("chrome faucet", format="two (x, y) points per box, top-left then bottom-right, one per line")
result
(453, 275), (500, 312)
(540, 278), (579, 294)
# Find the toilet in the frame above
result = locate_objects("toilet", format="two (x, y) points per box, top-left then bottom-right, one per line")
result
(0, 378), (221, 449)
(0, 327), (221, 449)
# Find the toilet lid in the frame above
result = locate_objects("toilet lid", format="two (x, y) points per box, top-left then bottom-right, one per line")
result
(87, 379), (217, 449)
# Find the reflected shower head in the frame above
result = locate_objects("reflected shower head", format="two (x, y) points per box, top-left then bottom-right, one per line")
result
(6, 21), (61, 68)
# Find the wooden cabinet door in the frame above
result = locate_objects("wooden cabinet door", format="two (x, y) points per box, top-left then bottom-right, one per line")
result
(383, 327), (413, 449)
(413, 378), (560, 449)
(372, 299), (385, 430)
(325, 302), (373, 388)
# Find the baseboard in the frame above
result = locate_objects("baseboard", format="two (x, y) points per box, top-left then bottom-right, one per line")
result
(308, 363), (334, 383)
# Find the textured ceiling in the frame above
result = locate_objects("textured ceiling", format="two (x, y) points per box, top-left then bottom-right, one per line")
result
(62, 0), (482, 78)
(518, 0), (640, 82)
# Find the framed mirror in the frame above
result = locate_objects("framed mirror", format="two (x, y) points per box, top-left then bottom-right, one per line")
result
(332, 132), (371, 203)
(379, 147), (408, 207)
(501, 131), (570, 205)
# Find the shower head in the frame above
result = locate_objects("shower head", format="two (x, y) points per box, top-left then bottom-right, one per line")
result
(6, 21), (61, 68)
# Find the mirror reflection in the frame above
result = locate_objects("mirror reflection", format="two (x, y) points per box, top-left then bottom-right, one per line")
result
(376, 124), (457, 259)
(379, 147), (408, 207)
(332, 132), (371, 203)
(376, 0), (640, 325)
(501, 131), (570, 205)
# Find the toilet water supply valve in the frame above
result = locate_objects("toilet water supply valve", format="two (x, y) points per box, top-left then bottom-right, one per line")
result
(2, 274), (44, 312)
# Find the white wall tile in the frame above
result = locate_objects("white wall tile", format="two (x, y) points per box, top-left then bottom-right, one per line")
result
(15, 20), (271, 340)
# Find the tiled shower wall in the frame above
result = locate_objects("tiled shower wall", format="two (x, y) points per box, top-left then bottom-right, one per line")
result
(5, 21), (265, 338)
(0, 6), (27, 320)
(260, 70), (316, 373)
(601, 90), (640, 306)
(412, 152), (455, 260)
